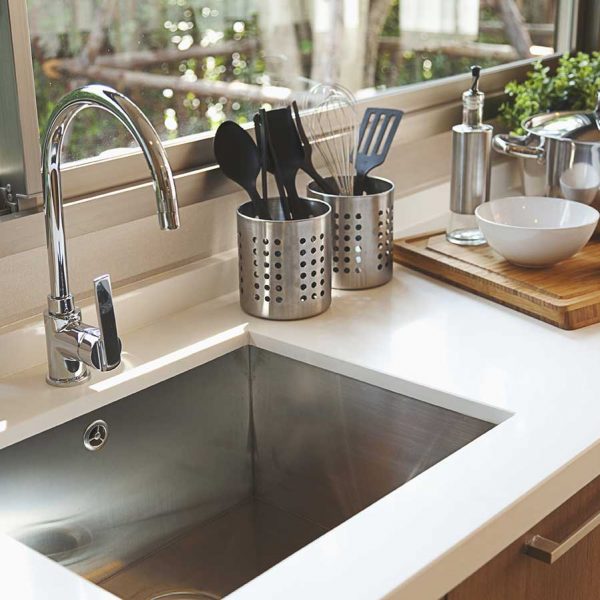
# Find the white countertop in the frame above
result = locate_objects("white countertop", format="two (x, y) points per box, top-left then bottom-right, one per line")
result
(2, 223), (600, 599)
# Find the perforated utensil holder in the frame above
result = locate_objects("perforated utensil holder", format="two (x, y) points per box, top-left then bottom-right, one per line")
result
(307, 176), (394, 289)
(237, 198), (332, 320)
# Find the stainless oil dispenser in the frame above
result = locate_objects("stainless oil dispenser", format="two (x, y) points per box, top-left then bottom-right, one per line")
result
(446, 65), (493, 246)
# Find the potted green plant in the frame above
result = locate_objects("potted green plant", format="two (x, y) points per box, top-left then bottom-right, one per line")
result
(498, 52), (600, 194)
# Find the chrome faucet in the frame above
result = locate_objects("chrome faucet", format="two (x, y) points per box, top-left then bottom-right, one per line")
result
(42, 85), (180, 386)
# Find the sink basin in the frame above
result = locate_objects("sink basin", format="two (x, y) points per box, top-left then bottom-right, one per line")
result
(0, 348), (495, 599)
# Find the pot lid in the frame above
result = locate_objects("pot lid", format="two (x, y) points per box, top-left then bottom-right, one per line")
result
(523, 92), (600, 143)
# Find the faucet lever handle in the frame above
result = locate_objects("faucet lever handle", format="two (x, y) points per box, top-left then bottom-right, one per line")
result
(93, 274), (122, 371)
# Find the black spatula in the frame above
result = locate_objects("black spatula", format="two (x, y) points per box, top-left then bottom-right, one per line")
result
(354, 108), (404, 195)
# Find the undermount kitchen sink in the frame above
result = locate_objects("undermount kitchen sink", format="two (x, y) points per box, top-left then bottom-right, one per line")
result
(0, 348), (495, 599)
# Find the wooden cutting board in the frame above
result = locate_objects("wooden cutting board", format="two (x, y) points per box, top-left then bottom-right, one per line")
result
(393, 232), (600, 329)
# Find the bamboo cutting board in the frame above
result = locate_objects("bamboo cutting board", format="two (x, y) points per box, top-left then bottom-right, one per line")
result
(393, 232), (600, 330)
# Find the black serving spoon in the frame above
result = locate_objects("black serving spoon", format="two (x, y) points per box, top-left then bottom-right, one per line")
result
(214, 121), (270, 219)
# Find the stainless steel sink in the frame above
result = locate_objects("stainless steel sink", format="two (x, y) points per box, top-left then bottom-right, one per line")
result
(0, 347), (495, 599)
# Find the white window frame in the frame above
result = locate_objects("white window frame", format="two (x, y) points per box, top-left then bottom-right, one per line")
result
(0, 0), (580, 217)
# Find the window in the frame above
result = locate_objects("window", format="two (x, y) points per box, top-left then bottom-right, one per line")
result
(0, 0), (578, 216)
(26, 0), (559, 163)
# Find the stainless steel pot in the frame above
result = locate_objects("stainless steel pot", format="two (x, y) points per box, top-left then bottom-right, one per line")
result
(493, 97), (600, 205)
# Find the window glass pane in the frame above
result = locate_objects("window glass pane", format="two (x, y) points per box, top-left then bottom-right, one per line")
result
(27, 0), (557, 162)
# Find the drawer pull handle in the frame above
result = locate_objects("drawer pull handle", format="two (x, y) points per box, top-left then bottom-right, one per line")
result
(524, 510), (600, 564)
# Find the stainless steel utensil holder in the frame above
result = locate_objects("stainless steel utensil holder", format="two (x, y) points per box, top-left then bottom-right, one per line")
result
(237, 198), (332, 320)
(307, 176), (394, 289)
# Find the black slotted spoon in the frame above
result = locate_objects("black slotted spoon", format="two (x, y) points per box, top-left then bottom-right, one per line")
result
(354, 108), (404, 195)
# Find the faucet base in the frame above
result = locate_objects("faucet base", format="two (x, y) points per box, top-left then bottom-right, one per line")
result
(44, 309), (91, 387)
(46, 367), (90, 388)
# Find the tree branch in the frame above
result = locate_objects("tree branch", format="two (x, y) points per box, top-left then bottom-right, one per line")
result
(378, 37), (519, 61)
(55, 61), (298, 104)
(498, 0), (533, 58)
(93, 39), (259, 70)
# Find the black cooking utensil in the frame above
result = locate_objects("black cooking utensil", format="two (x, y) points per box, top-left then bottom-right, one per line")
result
(214, 121), (270, 219)
(254, 110), (292, 220)
(262, 107), (311, 219)
(291, 101), (337, 195)
(257, 110), (268, 205)
(354, 108), (404, 195)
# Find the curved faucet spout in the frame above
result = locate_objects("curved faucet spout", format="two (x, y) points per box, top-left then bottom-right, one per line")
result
(42, 84), (180, 304)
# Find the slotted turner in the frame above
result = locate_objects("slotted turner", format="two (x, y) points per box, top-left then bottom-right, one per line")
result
(354, 108), (404, 195)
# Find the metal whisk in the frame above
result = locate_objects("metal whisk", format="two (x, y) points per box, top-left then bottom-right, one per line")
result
(302, 83), (357, 196)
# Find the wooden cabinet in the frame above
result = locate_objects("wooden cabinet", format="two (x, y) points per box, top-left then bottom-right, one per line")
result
(447, 474), (600, 600)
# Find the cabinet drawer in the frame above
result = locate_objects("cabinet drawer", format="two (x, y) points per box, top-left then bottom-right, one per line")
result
(448, 474), (600, 600)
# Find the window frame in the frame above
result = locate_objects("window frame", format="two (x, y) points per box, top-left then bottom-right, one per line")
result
(0, 0), (580, 217)
(0, 0), (42, 213)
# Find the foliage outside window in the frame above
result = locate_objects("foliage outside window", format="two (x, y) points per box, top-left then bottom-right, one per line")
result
(27, 0), (557, 162)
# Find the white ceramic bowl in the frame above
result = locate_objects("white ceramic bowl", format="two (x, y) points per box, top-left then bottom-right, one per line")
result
(475, 196), (599, 268)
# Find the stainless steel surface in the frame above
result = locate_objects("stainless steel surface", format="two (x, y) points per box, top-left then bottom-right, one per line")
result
(523, 108), (600, 143)
(83, 420), (109, 452)
(101, 499), (325, 600)
(237, 198), (332, 320)
(13, 521), (93, 566)
(250, 347), (494, 529)
(524, 509), (600, 564)
(150, 593), (221, 600)
(493, 99), (600, 204)
(492, 132), (545, 160)
(0, 347), (495, 599)
(41, 84), (180, 386)
(1, 348), (252, 586)
(307, 176), (394, 290)
(450, 126), (493, 216)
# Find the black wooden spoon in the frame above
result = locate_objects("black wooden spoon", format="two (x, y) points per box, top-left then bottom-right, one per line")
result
(214, 121), (270, 219)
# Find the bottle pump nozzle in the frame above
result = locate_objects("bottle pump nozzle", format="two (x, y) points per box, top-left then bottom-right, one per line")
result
(463, 65), (484, 127)
(469, 65), (481, 93)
